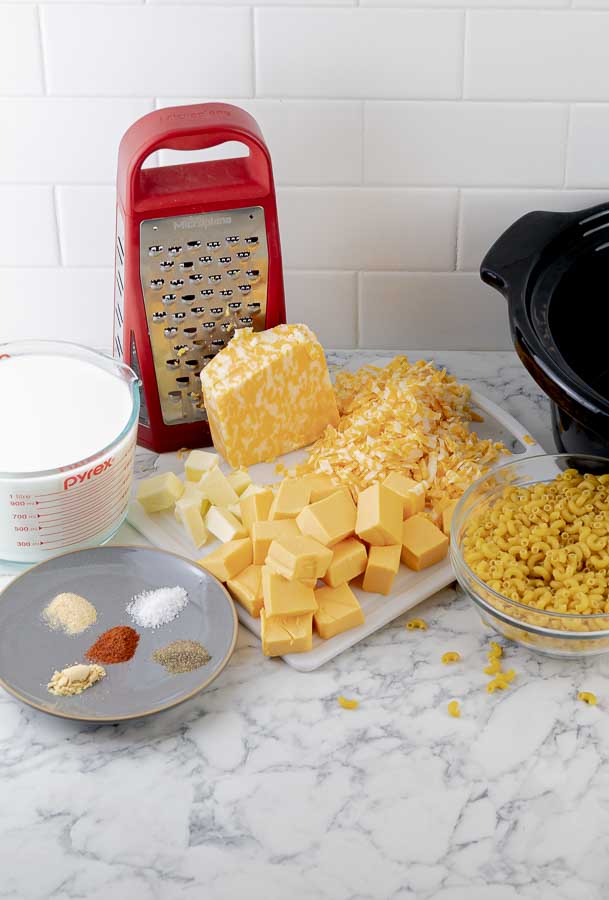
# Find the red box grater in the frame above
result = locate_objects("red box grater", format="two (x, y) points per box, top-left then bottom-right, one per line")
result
(113, 103), (286, 453)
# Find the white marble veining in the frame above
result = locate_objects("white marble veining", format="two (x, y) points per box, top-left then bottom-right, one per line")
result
(2, 350), (609, 900)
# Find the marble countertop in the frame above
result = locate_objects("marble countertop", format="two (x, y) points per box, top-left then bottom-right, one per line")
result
(2, 350), (609, 900)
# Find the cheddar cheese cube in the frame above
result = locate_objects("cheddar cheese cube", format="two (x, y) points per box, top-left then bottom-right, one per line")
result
(269, 478), (312, 520)
(401, 515), (448, 571)
(260, 610), (313, 657)
(252, 519), (301, 565)
(262, 566), (318, 617)
(441, 499), (459, 537)
(184, 449), (219, 482)
(302, 473), (341, 503)
(198, 466), (239, 507)
(227, 469), (252, 496)
(313, 583), (365, 640)
(240, 483), (268, 500)
(355, 482), (403, 546)
(240, 488), (274, 535)
(296, 490), (357, 548)
(265, 535), (332, 582)
(383, 473), (425, 519)
(206, 506), (247, 542)
(180, 483), (211, 517)
(362, 544), (401, 595)
(136, 471), (184, 513)
(226, 564), (264, 618)
(174, 496), (209, 548)
(323, 538), (367, 588)
(198, 538), (252, 582)
(199, 323), (339, 468)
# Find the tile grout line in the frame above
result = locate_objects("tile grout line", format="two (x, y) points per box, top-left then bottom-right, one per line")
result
(454, 188), (461, 272)
(356, 271), (362, 348)
(562, 104), (573, 188)
(52, 185), (64, 266)
(35, 4), (48, 95)
(459, 9), (467, 100)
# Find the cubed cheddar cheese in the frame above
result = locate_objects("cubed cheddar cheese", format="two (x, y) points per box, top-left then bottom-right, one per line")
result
(227, 469), (251, 496)
(226, 564), (264, 618)
(269, 478), (312, 520)
(206, 506), (247, 542)
(180, 483), (211, 517)
(262, 566), (318, 617)
(362, 544), (401, 595)
(199, 324), (339, 467)
(198, 538), (252, 582)
(441, 499), (459, 537)
(313, 583), (365, 640)
(302, 473), (341, 503)
(136, 471), (184, 513)
(240, 488), (274, 535)
(401, 514), (449, 571)
(252, 519), (301, 565)
(323, 537), (367, 588)
(174, 496), (209, 548)
(383, 473), (425, 520)
(265, 535), (332, 582)
(260, 610), (313, 657)
(198, 467), (239, 507)
(355, 482), (403, 546)
(296, 489), (357, 548)
(240, 483), (268, 500)
(184, 449), (219, 482)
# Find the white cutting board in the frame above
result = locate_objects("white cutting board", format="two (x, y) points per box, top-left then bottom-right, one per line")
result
(127, 389), (542, 672)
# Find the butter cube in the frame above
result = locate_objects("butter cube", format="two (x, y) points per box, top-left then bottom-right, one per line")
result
(227, 564), (264, 618)
(179, 483), (211, 518)
(227, 469), (252, 496)
(355, 482), (403, 546)
(324, 538), (367, 588)
(260, 610), (313, 657)
(198, 538), (252, 582)
(383, 473), (425, 519)
(174, 496), (209, 548)
(206, 506), (247, 542)
(136, 471), (184, 513)
(266, 535), (332, 582)
(303, 473), (341, 503)
(252, 519), (301, 565)
(240, 488), (274, 535)
(296, 490), (357, 548)
(185, 449), (219, 482)
(269, 478), (312, 520)
(262, 566), (318, 617)
(198, 466), (239, 507)
(362, 544), (401, 595)
(199, 323), (339, 467)
(313, 583), (365, 640)
(441, 499), (459, 537)
(401, 514), (449, 571)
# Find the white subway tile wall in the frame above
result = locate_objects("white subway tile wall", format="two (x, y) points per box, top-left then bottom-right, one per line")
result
(3, 3), (609, 351)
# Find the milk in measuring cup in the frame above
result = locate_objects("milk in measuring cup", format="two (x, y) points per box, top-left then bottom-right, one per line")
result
(0, 347), (139, 563)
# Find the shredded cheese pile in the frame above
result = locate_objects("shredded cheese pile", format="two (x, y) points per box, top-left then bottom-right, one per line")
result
(295, 357), (506, 510)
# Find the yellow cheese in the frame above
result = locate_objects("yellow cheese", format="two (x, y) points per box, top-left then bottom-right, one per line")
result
(226, 564), (264, 618)
(227, 469), (252, 496)
(355, 482), (403, 546)
(198, 538), (252, 582)
(199, 323), (339, 467)
(260, 610), (313, 656)
(383, 472), (426, 519)
(262, 566), (318, 617)
(240, 483), (268, 500)
(313, 583), (365, 640)
(227, 502), (243, 520)
(269, 478), (312, 520)
(265, 535), (332, 582)
(296, 489), (357, 547)
(179, 483), (211, 517)
(184, 449), (219, 482)
(252, 519), (301, 565)
(136, 471), (184, 513)
(240, 488), (274, 535)
(362, 544), (401, 595)
(198, 466), (239, 507)
(206, 506), (247, 542)
(401, 514), (449, 571)
(174, 496), (209, 548)
(441, 499), (459, 537)
(323, 537), (367, 587)
(302, 473), (340, 503)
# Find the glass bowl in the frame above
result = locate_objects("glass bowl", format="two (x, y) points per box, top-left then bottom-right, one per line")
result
(450, 453), (609, 658)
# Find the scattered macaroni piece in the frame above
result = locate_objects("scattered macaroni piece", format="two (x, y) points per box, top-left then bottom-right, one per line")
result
(338, 695), (359, 710)
(447, 700), (461, 718)
(406, 618), (428, 631)
(484, 658), (502, 675)
(441, 651), (461, 664)
(486, 670), (516, 693)
(578, 691), (597, 706)
(488, 642), (503, 659)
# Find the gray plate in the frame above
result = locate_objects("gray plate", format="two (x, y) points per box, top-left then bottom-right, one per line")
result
(0, 546), (237, 722)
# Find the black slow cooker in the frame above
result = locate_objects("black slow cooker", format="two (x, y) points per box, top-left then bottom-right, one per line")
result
(481, 202), (609, 457)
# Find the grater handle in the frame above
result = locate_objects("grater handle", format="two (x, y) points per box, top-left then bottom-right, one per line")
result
(118, 103), (272, 210)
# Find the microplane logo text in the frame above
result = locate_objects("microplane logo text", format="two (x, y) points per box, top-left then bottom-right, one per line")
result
(174, 216), (232, 231)
(63, 459), (113, 491)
